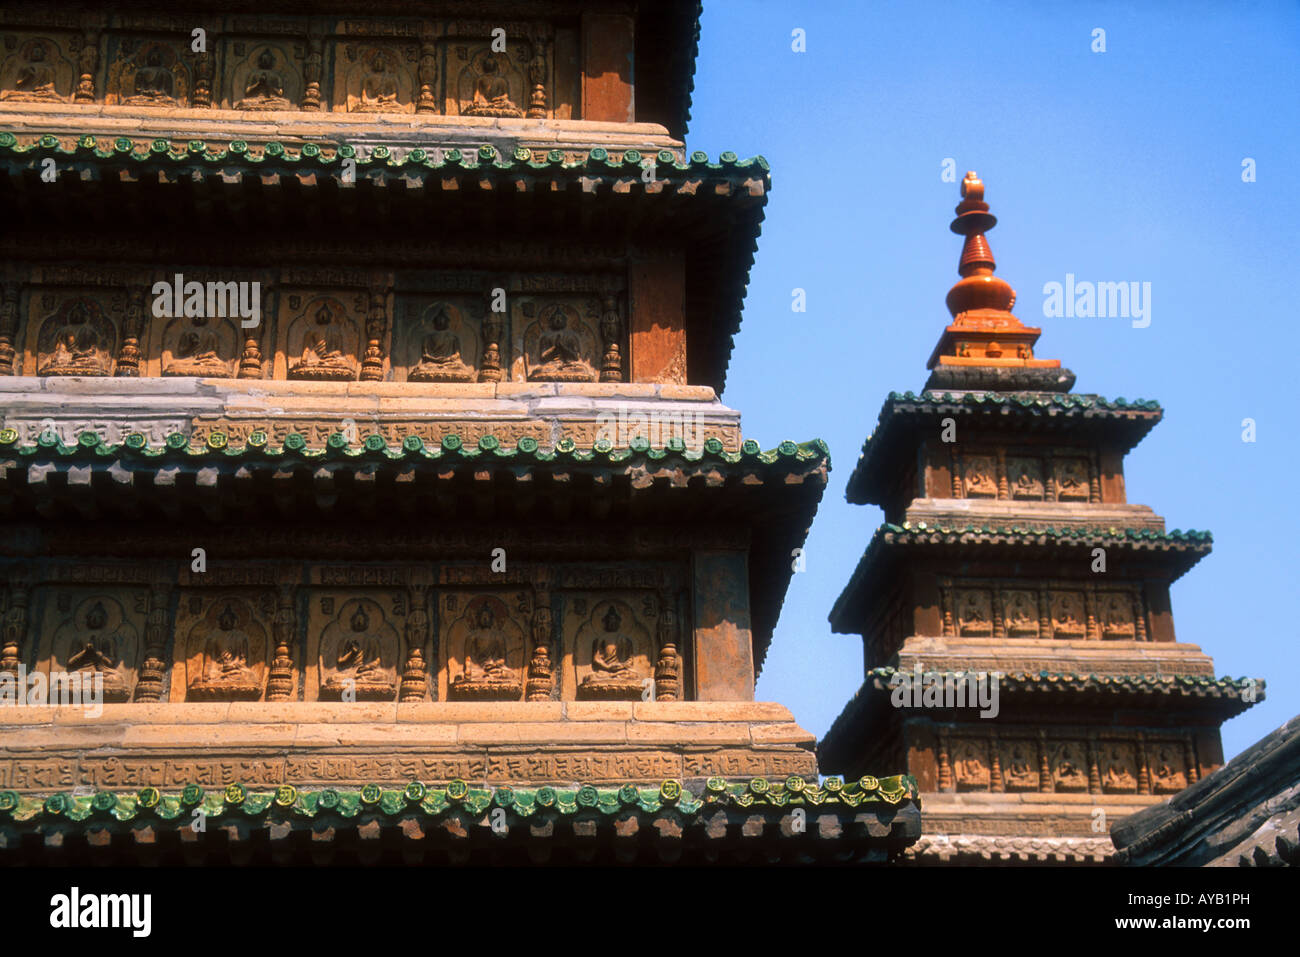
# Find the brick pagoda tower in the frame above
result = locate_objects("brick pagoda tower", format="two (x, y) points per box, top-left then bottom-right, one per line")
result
(0, 1), (917, 865)
(817, 172), (1261, 864)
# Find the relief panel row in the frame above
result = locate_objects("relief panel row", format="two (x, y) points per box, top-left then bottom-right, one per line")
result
(0, 585), (686, 704)
(0, 27), (563, 118)
(2, 285), (625, 384)
(940, 578), (1147, 641)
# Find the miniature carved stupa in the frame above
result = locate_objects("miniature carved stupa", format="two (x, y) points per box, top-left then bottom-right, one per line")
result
(0, 1), (917, 865)
(817, 172), (1262, 864)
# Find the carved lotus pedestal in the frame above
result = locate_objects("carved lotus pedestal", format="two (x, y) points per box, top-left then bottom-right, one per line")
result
(186, 680), (263, 702)
(407, 366), (473, 383)
(288, 366), (354, 382)
(318, 678), (397, 702)
(447, 677), (523, 701)
(576, 678), (642, 701)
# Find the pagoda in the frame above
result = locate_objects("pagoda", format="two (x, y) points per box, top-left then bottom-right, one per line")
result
(0, 1), (917, 865)
(817, 172), (1261, 864)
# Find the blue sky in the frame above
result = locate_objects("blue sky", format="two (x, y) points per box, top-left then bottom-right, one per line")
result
(686, 0), (1300, 760)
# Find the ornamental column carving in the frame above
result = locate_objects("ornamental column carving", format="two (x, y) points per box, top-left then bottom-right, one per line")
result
(478, 294), (504, 383)
(527, 59), (548, 118)
(654, 595), (682, 701)
(599, 291), (623, 382)
(400, 583), (430, 702)
(74, 32), (99, 102)
(134, 582), (171, 702)
(361, 283), (388, 381)
(416, 30), (437, 113)
(526, 571), (555, 701)
(115, 288), (145, 376)
(0, 282), (20, 375)
(266, 585), (295, 701)
(0, 581), (29, 677)
(302, 34), (324, 111)
(937, 728), (954, 792)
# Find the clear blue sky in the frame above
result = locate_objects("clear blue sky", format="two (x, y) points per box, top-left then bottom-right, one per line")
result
(686, 0), (1299, 761)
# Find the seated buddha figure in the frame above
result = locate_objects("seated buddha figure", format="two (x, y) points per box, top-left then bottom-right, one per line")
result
(163, 316), (227, 376)
(189, 604), (261, 700)
(463, 56), (521, 117)
(357, 53), (399, 112)
(578, 606), (642, 700)
(408, 306), (473, 382)
(124, 48), (176, 105)
(3, 42), (59, 102)
(323, 605), (395, 700)
(65, 601), (131, 702)
(289, 304), (354, 380)
(39, 302), (111, 376)
(236, 49), (292, 110)
(528, 308), (595, 381)
(450, 602), (522, 700)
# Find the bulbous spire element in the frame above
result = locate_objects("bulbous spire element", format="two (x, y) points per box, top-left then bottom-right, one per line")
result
(945, 172), (1016, 318)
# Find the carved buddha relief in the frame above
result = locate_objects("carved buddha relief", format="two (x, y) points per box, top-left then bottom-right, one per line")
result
(955, 589), (993, 637)
(338, 44), (414, 113)
(1000, 740), (1039, 792)
(36, 297), (116, 376)
(1007, 457), (1044, 500)
(404, 303), (479, 382)
(161, 314), (238, 377)
(107, 41), (188, 107)
(952, 739), (990, 791)
(46, 595), (140, 703)
(962, 455), (998, 498)
(1054, 457), (1090, 501)
(1098, 592), (1137, 639)
(1052, 741), (1090, 792)
(446, 595), (525, 701)
(183, 598), (268, 701)
(0, 38), (72, 102)
(286, 297), (359, 381)
(1002, 590), (1039, 637)
(1150, 743), (1187, 794)
(1099, 742), (1138, 794)
(518, 302), (598, 382)
(230, 45), (299, 110)
(1049, 590), (1086, 638)
(317, 598), (399, 701)
(573, 600), (652, 700)
(455, 47), (526, 117)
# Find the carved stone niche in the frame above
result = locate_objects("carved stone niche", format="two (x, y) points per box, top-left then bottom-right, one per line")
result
(1002, 589), (1039, 637)
(0, 35), (75, 103)
(962, 454), (999, 499)
(225, 40), (301, 110)
(178, 594), (271, 702)
(1048, 589), (1086, 639)
(398, 300), (481, 383)
(1099, 740), (1139, 794)
(312, 595), (401, 702)
(955, 588), (993, 637)
(36, 590), (144, 705)
(444, 41), (530, 118)
(104, 37), (190, 107)
(1053, 456), (1091, 502)
(1148, 740), (1188, 794)
(444, 593), (527, 701)
(1097, 590), (1137, 639)
(335, 42), (416, 113)
(569, 597), (654, 701)
(159, 313), (240, 378)
(952, 737), (990, 792)
(1051, 740), (1090, 793)
(1006, 456), (1044, 500)
(31, 295), (119, 377)
(999, 739), (1039, 792)
(514, 298), (599, 383)
(279, 293), (363, 381)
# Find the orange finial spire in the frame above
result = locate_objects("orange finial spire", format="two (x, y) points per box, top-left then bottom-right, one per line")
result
(925, 173), (1073, 391)
(945, 171), (1015, 318)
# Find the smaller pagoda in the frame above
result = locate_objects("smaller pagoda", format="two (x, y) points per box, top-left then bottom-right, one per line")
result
(818, 172), (1262, 864)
